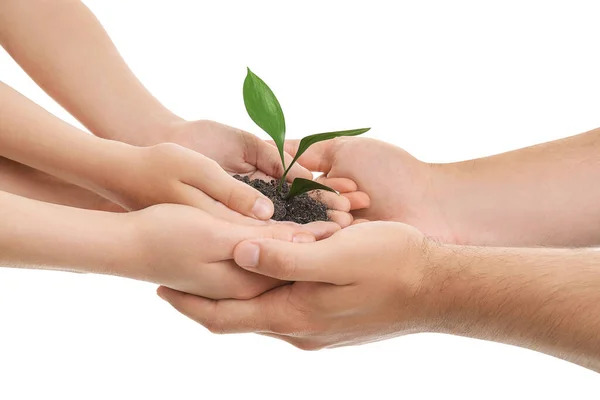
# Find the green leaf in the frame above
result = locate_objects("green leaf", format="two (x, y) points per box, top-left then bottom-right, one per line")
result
(286, 178), (338, 200)
(286, 128), (370, 176)
(243, 68), (286, 167)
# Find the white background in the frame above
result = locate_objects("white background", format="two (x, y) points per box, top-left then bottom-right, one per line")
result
(1, 0), (600, 398)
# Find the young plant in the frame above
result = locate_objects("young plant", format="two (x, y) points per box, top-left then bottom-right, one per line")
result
(243, 68), (370, 199)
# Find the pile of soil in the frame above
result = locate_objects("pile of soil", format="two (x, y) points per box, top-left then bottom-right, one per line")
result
(234, 175), (329, 224)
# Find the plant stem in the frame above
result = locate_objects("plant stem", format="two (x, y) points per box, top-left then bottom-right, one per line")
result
(277, 163), (294, 194)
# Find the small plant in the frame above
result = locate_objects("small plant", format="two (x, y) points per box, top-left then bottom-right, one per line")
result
(243, 68), (370, 199)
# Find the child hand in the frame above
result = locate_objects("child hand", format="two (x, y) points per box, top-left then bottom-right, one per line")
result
(128, 204), (340, 299)
(102, 142), (277, 220)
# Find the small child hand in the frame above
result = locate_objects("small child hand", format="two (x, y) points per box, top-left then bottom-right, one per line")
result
(103, 142), (276, 220)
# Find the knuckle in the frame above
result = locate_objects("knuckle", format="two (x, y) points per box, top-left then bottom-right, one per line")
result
(293, 340), (323, 352)
(204, 318), (226, 335)
(196, 119), (218, 131)
(269, 225), (295, 241)
(227, 185), (250, 211)
(151, 142), (181, 157)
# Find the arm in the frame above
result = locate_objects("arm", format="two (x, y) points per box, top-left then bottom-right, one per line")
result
(430, 242), (600, 372)
(0, 0), (361, 220)
(0, 190), (134, 273)
(0, 0), (180, 145)
(0, 190), (338, 298)
(286, 128), (600, 246)
(156, 221), (600, 372)
(432, 127), (600, 246)
(0, 157), (123, 212)
(0, 82), (276, 219)
(0, 81), (133, 202)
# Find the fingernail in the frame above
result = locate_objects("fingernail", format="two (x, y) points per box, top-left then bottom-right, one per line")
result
(293, 233), (315, 243)
(252, 197), (274, 220)
(236, 243), (260, 268)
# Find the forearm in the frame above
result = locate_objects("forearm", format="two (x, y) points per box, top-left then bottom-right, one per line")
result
(0, 0), (182, 145)
(0, 82), (134, 201)
(0, 157), (124, 212)
(429, 243), (600, 371)
(0, 190), (134, 274)
(433, 127), (600, 246)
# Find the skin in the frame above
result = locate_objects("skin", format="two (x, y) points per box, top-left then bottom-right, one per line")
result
(158, 128), (600, 372)
(0, 189), (339, 299)
(0, 0), (361, 300)
(158, 221), (600, 372)
(5, 0), (598, 372)
(0, 156), (124, 212)
(0, 81), (281, 220)
(0, 0), (365, 226)
(285, 127), (600, 246)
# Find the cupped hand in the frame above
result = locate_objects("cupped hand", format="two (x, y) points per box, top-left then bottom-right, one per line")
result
(169, 120), (311, 182)
(162, 120), (357, 226)
(105, 141), (276, 220)
(156, 221), (441, 348)
(127, 203), (340, 300)
(284, 137), (457, 242)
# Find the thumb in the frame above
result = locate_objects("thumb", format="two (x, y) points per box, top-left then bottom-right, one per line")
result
(254, 138), (312, 181)
(233, 238), (345, 283)
(186, 159), (275, 220)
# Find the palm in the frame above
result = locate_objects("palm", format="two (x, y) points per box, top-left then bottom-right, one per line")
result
(171, 120), (296, 181)
(289, 137), (456, 242)
(168, 120), (356, 226)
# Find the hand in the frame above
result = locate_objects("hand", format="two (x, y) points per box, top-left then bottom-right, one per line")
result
(104, 141), (280, 220)
(156, 221), (439, 349)
(129, 204), (340, 299)
(164, 120), (358, 226)
(284, 137), (457, 242)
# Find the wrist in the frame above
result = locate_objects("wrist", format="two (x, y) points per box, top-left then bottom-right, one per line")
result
(426, 162), (481, 245)
(113, 113), (185, 147)
(421, 243), (517, 337)
(80, 139), (142, 206)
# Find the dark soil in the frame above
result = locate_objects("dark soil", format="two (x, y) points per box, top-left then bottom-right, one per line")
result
(234, 175), (329, 224)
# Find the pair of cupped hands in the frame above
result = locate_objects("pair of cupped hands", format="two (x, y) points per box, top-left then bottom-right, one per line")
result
(109, 119), (451, 350)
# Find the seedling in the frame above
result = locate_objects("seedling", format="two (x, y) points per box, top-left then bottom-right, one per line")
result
(243, 68), (370, 199)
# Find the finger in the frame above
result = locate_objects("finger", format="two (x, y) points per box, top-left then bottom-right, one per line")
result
(183, 157), (275, 220)
(217, 219), (339, 262)
(314, 176), (370, 210)
(233, 238), (346, 283)
(157, 286), (288, 334)
(315, 176), (357, 193)
(327, 210), (353, 228)
(301, 220), (340, 239)
(172, 260), (284, 300)
(278, 140), (336, 173)
(237, 220), (339, 243)
(314, 190), (350, 212)
(342, 191), (371, 211)
(178, 184), (265, 225)
(351, 218), (370, 225)
(255, 138), (312, 181)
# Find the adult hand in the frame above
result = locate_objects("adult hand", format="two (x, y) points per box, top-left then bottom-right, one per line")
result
(129, 204), (340, 299)
(156, 221), (438, 348)
(284, 137), (457, 242)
